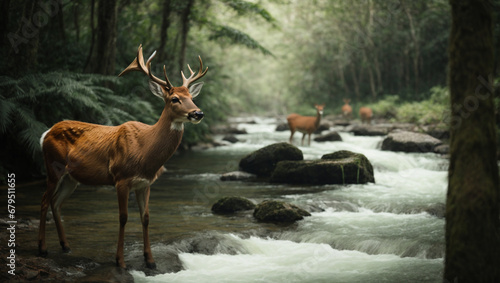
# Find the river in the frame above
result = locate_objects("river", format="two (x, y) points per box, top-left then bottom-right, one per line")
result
(17, 117), (447, 282)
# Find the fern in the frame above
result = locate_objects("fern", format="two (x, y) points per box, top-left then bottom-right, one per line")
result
(222, 0), (277, 26)
(209, 25), (273, 56)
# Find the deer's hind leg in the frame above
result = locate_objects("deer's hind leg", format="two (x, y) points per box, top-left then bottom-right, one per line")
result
(51, 173), (79, 252)
(38, 172), (78, 255)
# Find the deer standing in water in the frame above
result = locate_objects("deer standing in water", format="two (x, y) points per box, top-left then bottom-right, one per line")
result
(287, 104), (325, 146)
(359, 107), (373, 124)
(38, 45), (207, 269)
(341, 99), (352, 119)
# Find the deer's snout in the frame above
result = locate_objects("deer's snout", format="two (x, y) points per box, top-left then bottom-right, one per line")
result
(188, 110), (204, 122)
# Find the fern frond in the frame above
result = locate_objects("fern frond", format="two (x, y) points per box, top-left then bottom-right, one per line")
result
(222, 0), (277, 25)
(0, 99), (16, 133)
(209, 25), (273, 56)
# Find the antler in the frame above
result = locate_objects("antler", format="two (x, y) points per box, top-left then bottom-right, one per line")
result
(181, 56), (208, 88)
(118, 44), (174, 90)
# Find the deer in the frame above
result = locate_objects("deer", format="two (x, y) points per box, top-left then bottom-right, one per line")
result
(359, 107), (373, 124)
(38, 45), (207, 269)
(341, 99), (352, 119)
(287, 104), (325, 146)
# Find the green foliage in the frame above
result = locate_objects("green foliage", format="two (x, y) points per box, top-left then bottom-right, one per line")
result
(208, 25), (273, 56)
(366, 95), (400, 120)
(366, 86), (450, 125)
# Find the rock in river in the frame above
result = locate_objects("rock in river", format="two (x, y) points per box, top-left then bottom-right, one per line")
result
(239, 142), (303, 177)
(381, 130), (442, 153)
(253, 200), (311, 223)
(270, 150), (375, 185)
(212, 196), (256, 214)
(314, 131), (342, 142)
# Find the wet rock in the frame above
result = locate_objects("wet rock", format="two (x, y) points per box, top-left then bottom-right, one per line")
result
(425, 203), (446, 218)
(239, 142), (303, 177)
(222, 134), (239, 143)
(220, 171), (257, 181)
(350, 124), (389, 136)
(253, 200), (311, 223)
(275, 123), (289, 131)
(314, 123), (331, 134)
(212, 196), (256, 214)
(77, 265), (134, 283)
(381, 130), (442, 153)
(426, 128), (450, 141)
(270, 150), (375, 185)
(314, 131), (342, 142)
(433, 144), (450, 155)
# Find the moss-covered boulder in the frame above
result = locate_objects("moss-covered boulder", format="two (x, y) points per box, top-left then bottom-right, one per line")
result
(253, 200), (311, 223)
(211, 196), (256, 214)
(381, 130), (442, 153)
(239, 142), (303, 177)
(270, 150), (375, 185)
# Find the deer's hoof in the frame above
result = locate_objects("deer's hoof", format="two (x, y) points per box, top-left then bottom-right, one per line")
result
(38, 249), (48, 257)
(146, 261), (157, 269)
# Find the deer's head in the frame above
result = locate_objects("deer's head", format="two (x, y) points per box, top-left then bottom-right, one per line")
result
(118, 45), (208, 125)
(315, 104), (325, 115)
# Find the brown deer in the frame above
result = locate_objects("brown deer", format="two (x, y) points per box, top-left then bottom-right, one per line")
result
(359, 107), (373, 124)
(287, 104), (325, 146)
(38, 45), (208, 269)
(341, 99), (352, 119)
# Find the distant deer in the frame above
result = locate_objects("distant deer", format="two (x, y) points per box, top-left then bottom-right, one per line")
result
(359, 107), (373, 124)
(341, 99), (352, 119)
(287, 104), (325, 146)
(38, 45), (208, 269)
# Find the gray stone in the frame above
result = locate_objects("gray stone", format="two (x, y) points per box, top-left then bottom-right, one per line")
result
(381, 130), (442, 153)
(239, 142), (303, 177)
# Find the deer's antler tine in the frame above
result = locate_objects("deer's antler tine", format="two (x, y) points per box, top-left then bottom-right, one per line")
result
(182, 56), (208, 87)
(119, 45), (172, 90)
(146, 51), (171, 89)
(118, 45), (147, 77)
(163, 65), (174, 90)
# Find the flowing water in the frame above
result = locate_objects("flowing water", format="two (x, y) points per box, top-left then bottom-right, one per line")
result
(17, 117), (447, 282)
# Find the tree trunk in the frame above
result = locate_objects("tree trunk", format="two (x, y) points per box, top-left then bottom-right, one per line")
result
(158, 0), (172, 63)
(178, 0), (194, 70)
(90, 0), (117, 75)
(7, 0), (41, 76)
(402, 0), (420, 94)
(445, 0), (500, 282)
(0, 0), (10, 49)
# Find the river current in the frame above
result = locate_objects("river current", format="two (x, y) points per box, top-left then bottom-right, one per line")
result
(17, 117), (447, 282)
(133, 117), (447, 282)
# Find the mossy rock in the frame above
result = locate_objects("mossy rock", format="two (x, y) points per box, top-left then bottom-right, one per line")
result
(270, 150), (375, 185)
(239, 142), (303, 177)
(211, 196), (256, 214)
(253, 200), (311, 223)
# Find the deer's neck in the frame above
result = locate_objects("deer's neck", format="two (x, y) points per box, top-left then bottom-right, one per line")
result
(143, 106), (184, 167)
(314, 111), (322, 128)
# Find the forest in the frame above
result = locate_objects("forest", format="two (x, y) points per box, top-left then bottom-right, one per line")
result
(0, 0), (499, 181)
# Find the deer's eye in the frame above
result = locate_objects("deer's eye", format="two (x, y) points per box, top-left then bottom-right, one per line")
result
(171, 97), (180, 103)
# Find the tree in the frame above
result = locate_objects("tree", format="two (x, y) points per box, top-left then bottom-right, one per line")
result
(445, 0), (500, 281)
(87, 0), (117, 75)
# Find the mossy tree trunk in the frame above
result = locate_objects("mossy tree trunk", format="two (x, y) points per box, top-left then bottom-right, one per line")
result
(445, 0), (500, 282)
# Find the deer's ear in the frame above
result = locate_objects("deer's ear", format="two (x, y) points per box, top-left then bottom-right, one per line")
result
(149, 81), (166, 100)
(189, 82), (204, 98)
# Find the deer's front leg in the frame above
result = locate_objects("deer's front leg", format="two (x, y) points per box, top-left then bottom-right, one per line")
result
(135, 185), (156, 269)
(115, 181), (129, 268)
